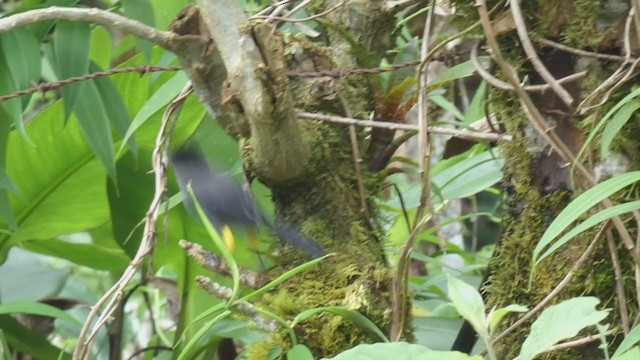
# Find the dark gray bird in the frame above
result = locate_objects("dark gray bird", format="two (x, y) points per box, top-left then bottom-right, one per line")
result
(171, 150), (324, 257)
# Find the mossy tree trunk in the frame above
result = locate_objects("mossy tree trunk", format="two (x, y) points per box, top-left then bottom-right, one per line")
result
(169, 1), (413, 358)
(452, 0), (639, 358)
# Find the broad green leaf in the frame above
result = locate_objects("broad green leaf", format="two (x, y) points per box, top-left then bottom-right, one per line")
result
(1, 102), (109, 259)
(92, 63), (138, 158)
(287, 344), (314, 360)
(0, 315), (71, 360)
(614, 347), (640, 360)
(119, 71), (189, 154)
(0, 248), (69, 301)
(73, 79), (117, 183)
(532, 171), (640, 265)
(89, 27), (112, 70)
(447, 275), (486, 338)
(21, 238), (129, 272)
(612, 324), (640, 358)
(0, 301), (79, 324)
(53, 21), (90, 119)
(292, 306), (389, 343)
(519, 297), (609, 360)
(601, 100), (640, 158)
(121, 0), (155, 60)
(0, 28), (41, 111)
(536, 201), (640, 266)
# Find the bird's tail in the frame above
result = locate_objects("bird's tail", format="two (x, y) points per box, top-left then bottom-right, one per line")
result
(271, 221), (325, 257)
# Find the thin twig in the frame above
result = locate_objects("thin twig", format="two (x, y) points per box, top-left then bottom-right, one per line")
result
(607, 229), (630, 335)
(253, 0), (347, 22)
(534, 38), (630, 62)
(195, 276), (279, 332)
(509, 0), (574, 107)
(337, 91), (372, 222)
(390, 0), (438, 342)
(0, 6), (174, 48)
(179, 240), (268, 288)
(287, 51), (465, 79)
(297, 112), (512, 142)
(73, 85), (193, 360)
(471, 43), (587, 93)
(0, 66), (181, 104)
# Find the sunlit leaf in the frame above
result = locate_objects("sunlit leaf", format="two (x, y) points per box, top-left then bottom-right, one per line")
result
(519, 297), (609, 360)
(1, 102), (109, 260)
(89, 27), (112, 70)
(446, 275), (487, 339)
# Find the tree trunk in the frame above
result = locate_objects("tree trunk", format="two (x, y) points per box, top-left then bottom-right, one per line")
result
(452, 0), (638, 358)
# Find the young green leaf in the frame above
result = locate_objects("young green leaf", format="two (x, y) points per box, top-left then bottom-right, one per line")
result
(519, 297), (609, 360)
(447, 275), (486, 332)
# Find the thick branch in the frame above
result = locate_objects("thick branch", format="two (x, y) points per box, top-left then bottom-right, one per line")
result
(0, 6), (175, 48)
(195, 0), (310, 182)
